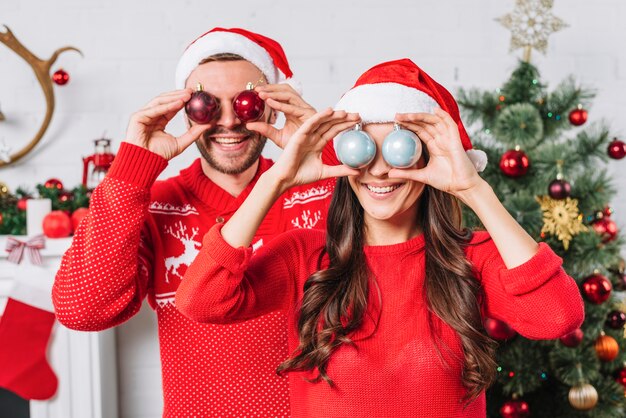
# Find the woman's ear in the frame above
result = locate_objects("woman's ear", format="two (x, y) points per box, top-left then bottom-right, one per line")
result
(268, 110), (277, 125)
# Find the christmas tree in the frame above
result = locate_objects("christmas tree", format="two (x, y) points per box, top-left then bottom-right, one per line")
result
(457, 2), (626, 417)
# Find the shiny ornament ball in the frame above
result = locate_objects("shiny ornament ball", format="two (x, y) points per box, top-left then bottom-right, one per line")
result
(17, 197), (28, 211)
(232, 90), (265, 122)
(71, 207), (90, 232)
(592, 217), (618, 243)
(336, 129), (376, 168)
(0, 182), (9, 197)
(381, 128), (422, 168)
(568, 107), (588, 126)
(568, 383), (598, 410)
(484, 318), (517, 340)
(0, 213), (3, 226)
(499, 149), (530, 177)
(42, 210), (72, 238)
(52, 69), (70, 85)
(559, 328), (584, 348)
(615, 368), (626, 387)
(59, 190), (74, 203)
(499, 400), (530, 418)
(595, 334), (619, 362)
(582, 274), (612, 304)
(606, 311), (626, 329)
(44, 178), (64, 190)
(185, 89), (219, 124)
(548, 179), (571, 200)
(607, 139), (626, 160)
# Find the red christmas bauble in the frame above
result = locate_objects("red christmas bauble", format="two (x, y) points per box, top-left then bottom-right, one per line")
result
(607, 139), (626, 160)
(582, 274), (612, 304)
(606, 311), (626, 329)
(499, 149), (530, 177)
(548, 179), (571, 199)
(59, 190), (74, 203)
(499, 400), (530, 418)
(569, 107), (588, 126)
(592, 217), (618, 243)
(42, 210), (72, 238)
(44, 178), (64, 190)
(185, 88), (219, 124)
(232, 90), (265, 122)
(484, 318), (517, 340)
(0, 213), (3, 226)
(17, 197), (28, 211)
(560, 328), (584, 348)
(52, 69), (70, 85)
(615, 368), (626, 387)
(71, 207), (90, 232)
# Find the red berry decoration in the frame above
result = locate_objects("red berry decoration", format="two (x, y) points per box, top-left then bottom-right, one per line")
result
(582, 273), (612, 304)
(568, 105), (588, 126)
(499, 400), (530, 418)
(592, 217), (618, 243)
(606, 311), (626, 329)
(42, 210), (72, 238)
(548, 179), (571, 199)
(560, 328), (584, 348)
(233, 82), (265, 122)
(185, 83), (219, 124)
(607, 139), (626, 160)
(499, 148), (530, 177)
(71, 207), (90, 232)
(484, 318), (517, 340)
(44, 178), (64, 190)
(17, 197), (29, 211)
(615, 368), (626, 387)
(52, 68), (70, 85)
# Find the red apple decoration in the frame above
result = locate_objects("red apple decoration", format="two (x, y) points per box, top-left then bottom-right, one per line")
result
(43, 210), (72, 238)
(71, 207), (90, 232)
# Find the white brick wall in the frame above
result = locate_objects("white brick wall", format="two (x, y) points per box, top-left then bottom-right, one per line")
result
(1, 1), (625, 417)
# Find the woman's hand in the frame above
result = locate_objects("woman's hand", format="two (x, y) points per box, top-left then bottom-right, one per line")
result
(388, 108), (483, 197)
(125, 89), (212, 160)
(245, 84), (316, 149)
(268, 108), (361, 191)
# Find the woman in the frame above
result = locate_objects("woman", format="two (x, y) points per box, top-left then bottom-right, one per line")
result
(176, 59), (584, 417)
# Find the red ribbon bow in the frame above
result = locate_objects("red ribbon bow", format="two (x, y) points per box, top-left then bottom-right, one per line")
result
(5, 235), (46, 265)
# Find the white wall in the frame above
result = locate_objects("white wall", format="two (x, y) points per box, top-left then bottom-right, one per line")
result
(1, 1), (625, 417)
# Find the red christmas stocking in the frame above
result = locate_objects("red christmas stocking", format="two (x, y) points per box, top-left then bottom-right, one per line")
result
(0, 298), (58, 400)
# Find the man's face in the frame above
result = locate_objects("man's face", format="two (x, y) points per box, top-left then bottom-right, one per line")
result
(185, 60), (270, 174)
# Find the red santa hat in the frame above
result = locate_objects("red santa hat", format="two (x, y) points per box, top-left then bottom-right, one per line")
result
(175, 27), (294, 89)
(334, 58), (487, 172)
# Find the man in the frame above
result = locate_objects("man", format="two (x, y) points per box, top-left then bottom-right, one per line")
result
(53, 28), (339, 417)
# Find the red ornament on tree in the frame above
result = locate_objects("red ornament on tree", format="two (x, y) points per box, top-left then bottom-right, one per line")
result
(568, 105), (588, 126)
(606, 311), (626, 329)
(499, 148), (530, 177)
(499, 400), (530, 418)
(233, 82), (265, 122)
(607, 139), (626, 160)
(42, 211), (72, 238)
(17, 198), (28, 211)
(52, 69), (70, 86)
(592, 217), (618, 243)
(560, 328), (584, 348)
(582, 273), (612, 304)
(58, 190), (74, 203)
(615, 368), (626, 387)
(71, 207), (89, 232)
(484, 318), (517, 340)
(595, 333), (619, 362)
(44, 178), (64, 191)
(185, 83), (220, 124)
(548, 179), (571, 199)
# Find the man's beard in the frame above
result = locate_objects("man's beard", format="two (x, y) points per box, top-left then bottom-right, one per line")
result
(196, 126), (267, 175)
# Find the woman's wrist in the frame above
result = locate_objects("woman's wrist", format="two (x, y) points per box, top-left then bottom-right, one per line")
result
(259, 168), (292, 198)
(454, 178), (493, 210)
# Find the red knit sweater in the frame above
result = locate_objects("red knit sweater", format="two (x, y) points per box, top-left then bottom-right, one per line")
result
(177, 224), (585, 418)
(53, 142), (337, 417)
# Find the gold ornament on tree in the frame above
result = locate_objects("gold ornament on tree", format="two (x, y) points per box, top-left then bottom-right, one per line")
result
(569, 383), (598, 411)
(595, 331), (619, 362)
(496, 0), (568, 62)
(536, 195), (587, 250)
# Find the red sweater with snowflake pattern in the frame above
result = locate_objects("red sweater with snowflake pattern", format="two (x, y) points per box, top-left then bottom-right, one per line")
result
(177, 224), (585, 418)
(53, 142), (338, 418)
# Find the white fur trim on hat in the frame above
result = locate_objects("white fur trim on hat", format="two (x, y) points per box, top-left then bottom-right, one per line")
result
(175, 32), (283, 89)
(334, 83), (439, 124)
(466, 149), (488, 172)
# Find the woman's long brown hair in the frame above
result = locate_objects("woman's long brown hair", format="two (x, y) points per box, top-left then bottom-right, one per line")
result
(278, 177), (497, 400)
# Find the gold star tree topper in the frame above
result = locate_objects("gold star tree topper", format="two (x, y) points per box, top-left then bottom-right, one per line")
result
(536, 195), (587, 250)
(497, 0), (568, 62)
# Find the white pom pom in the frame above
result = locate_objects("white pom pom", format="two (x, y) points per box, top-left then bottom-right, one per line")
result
(466, 149), (488, 172)
(280, 78), (303, 95)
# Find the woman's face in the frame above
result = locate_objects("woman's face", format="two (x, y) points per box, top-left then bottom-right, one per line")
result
(347, 123), (427, 227)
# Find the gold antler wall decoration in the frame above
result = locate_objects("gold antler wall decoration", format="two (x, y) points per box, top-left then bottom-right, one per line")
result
(0, 25), (82, 167)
